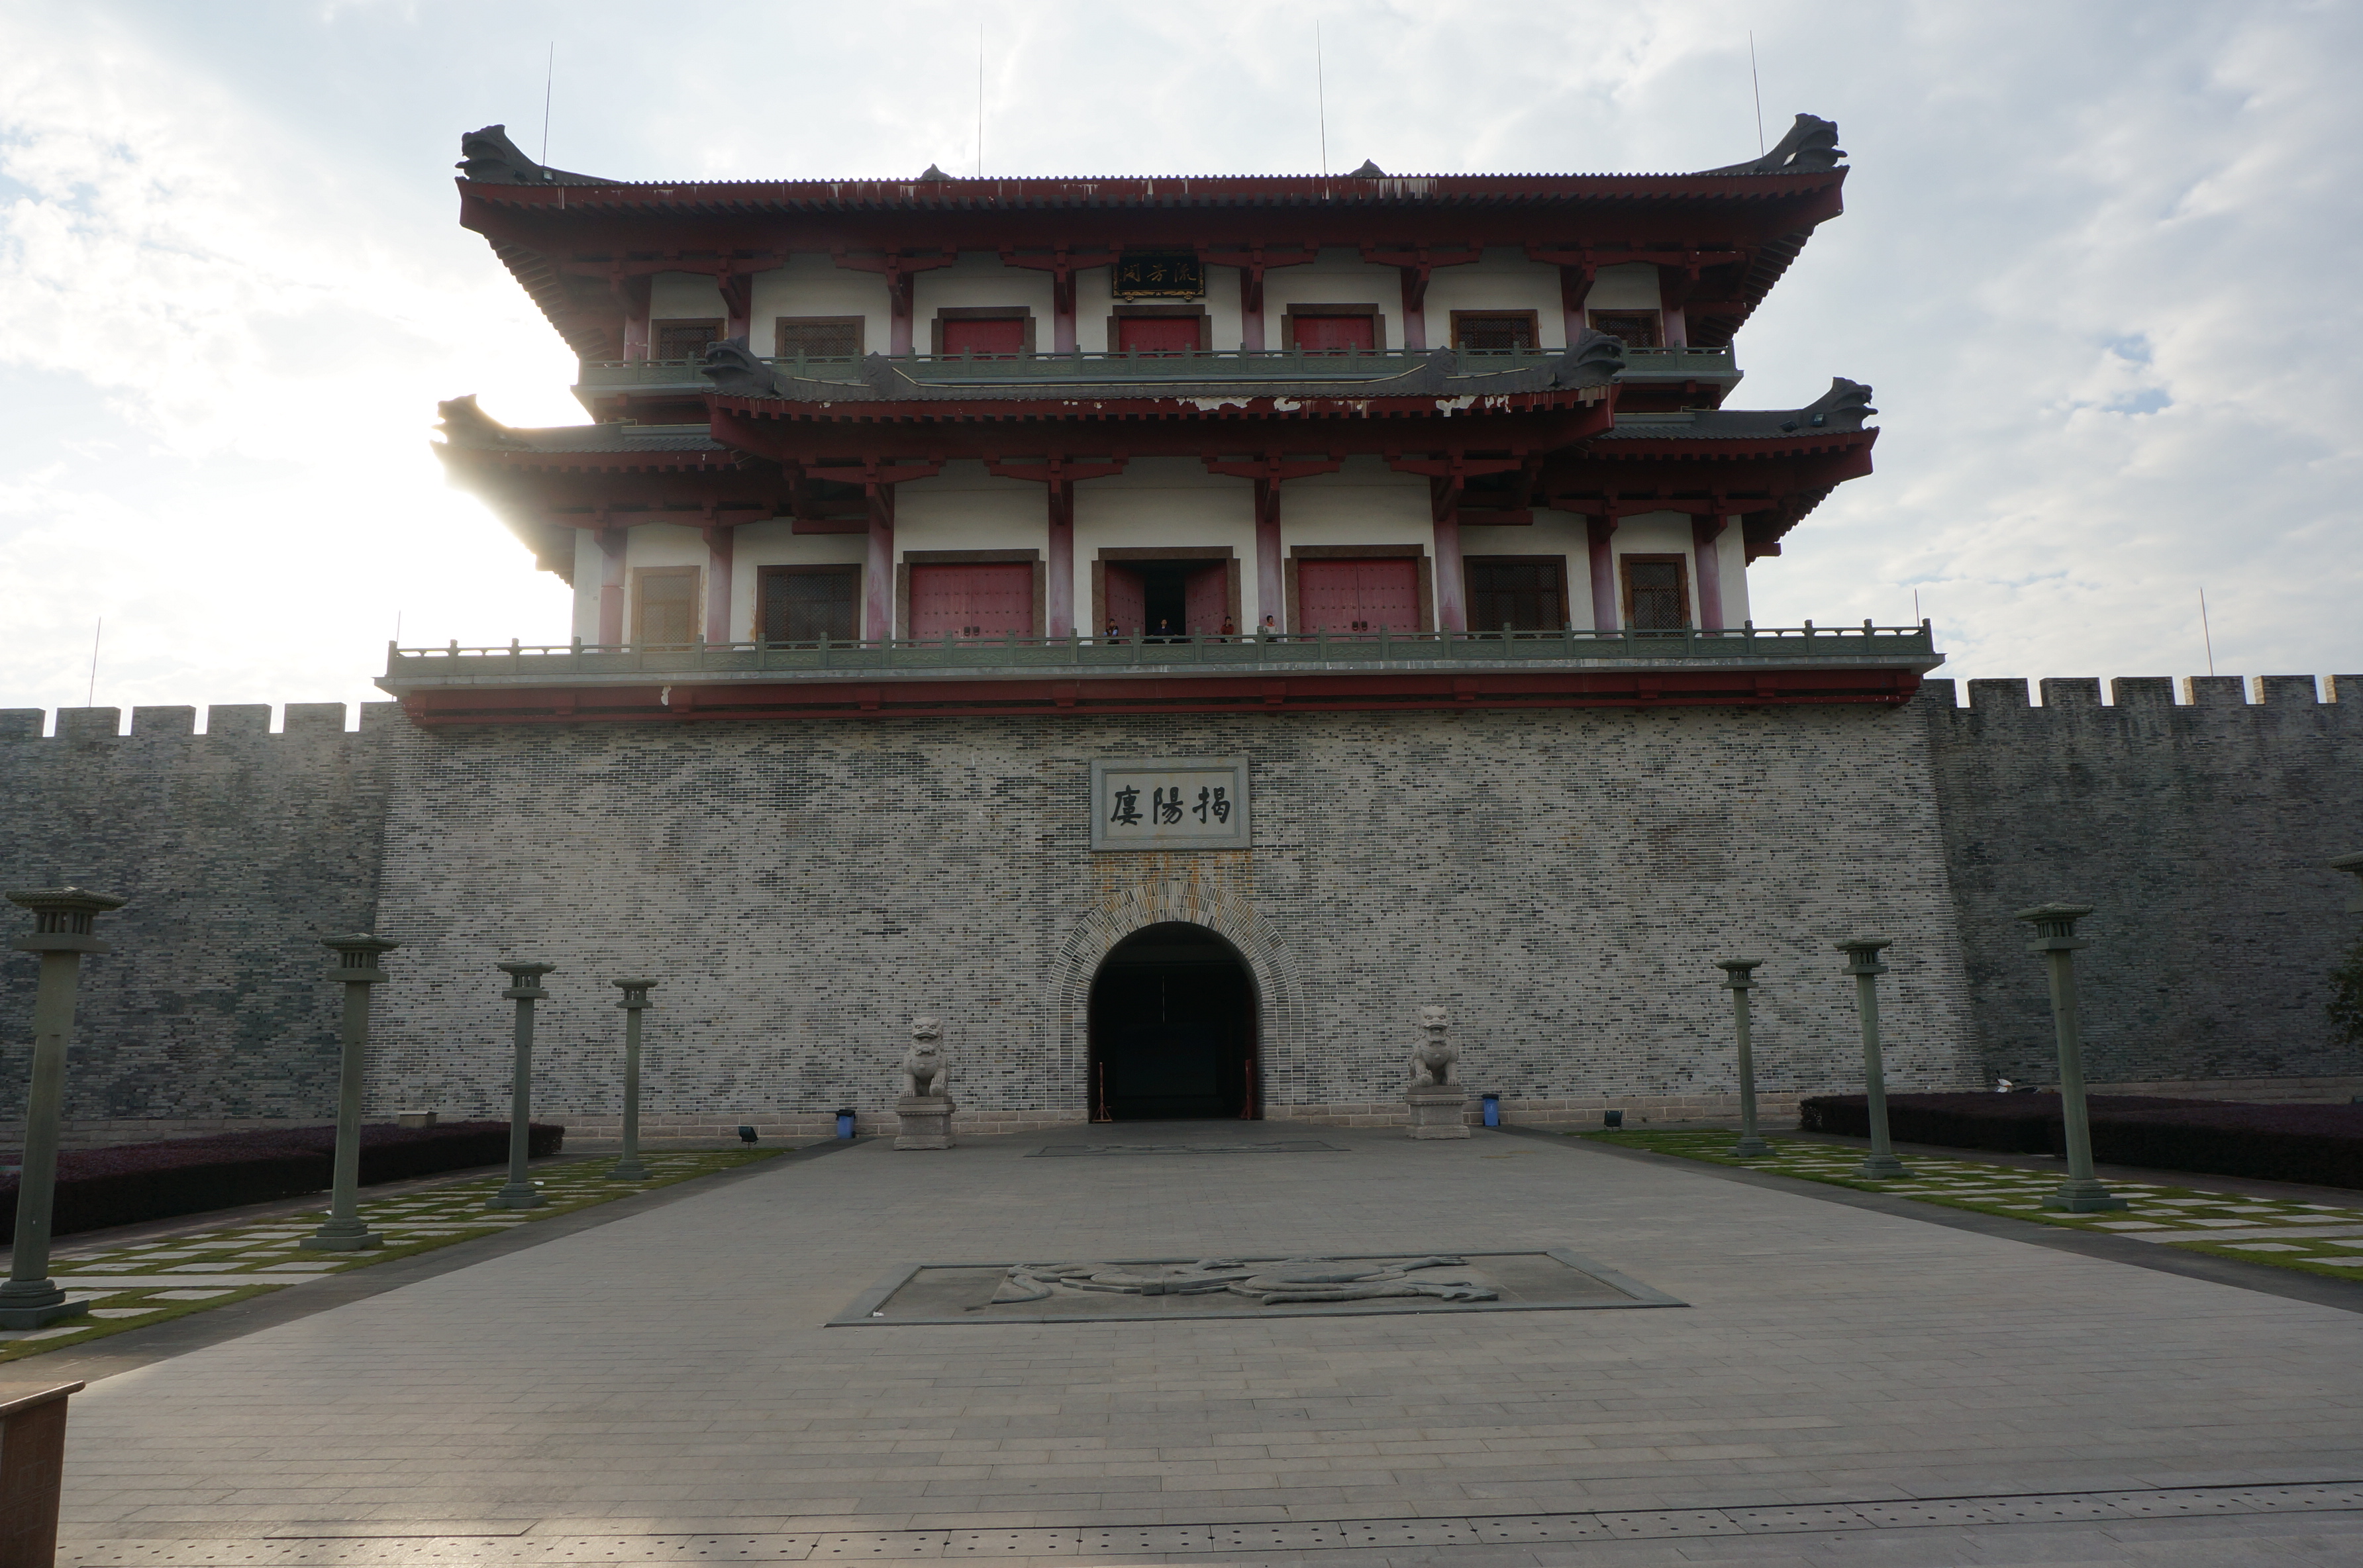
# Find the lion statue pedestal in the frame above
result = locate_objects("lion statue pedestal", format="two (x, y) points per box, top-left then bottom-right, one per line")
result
(1405, 1005), (1470, 1140)
(895, 1016), (956, 1151)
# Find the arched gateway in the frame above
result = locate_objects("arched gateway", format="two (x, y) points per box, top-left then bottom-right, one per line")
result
(1048, 883), (1307, 1122)
(1089, 924), (1258, 1119)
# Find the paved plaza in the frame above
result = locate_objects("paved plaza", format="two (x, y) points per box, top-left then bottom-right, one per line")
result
(42, 1122), (2363, 1566)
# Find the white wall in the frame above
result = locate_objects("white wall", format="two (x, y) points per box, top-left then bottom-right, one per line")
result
(1279, 460), (1431, 544)
(571, 530), (603, 642)
(1718, 518), (1752, 625)
(1420, 250), (1565, 349)
(912, 255), (1056, 349)
(1584, 262), (1662, 311)
(648, 273), (725, 322)
(748, 254), (888, 358)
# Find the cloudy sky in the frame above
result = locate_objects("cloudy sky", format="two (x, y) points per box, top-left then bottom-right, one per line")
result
(1, 1), (2355, 724)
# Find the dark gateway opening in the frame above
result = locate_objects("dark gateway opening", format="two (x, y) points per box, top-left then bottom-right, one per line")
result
(1088, 923), (1258, 1120)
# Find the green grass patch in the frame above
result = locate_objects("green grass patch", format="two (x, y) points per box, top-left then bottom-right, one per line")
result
(1579, 1130), (2363, 1283)
(1, 1146), (788, 1363)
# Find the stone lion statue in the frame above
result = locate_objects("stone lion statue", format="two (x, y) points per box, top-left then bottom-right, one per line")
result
(1409, 1005), (1458, 1088)
(903, 1016), (948, 1098)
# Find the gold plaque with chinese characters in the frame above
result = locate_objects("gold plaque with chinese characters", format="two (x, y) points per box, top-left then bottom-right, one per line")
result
(1112, 252), (1205, 301)
(1089, 758), (1249, 851)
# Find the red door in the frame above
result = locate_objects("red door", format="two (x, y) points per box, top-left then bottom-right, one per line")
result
(910, 564), (1034, 639)
(1103, 566), (1145, 637)
(1291, 314), (1376, 353)
(941, 317), (1025, 357)
(1117, 317), (1200, 354)
(1183, 564), (1228, 635)
(1297, 558), (1418, 634)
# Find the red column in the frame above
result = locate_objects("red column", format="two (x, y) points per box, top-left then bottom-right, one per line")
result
(1239, 266), (1264, 352)
(1399, 269), (1427, 352)
(1692, 516), (1726, 630)
(1663, 305), (1689, 348)
(703, 524), (736, 642)
(719, 274), (754, 344)
(887, 271), (914, 358)
(599, 526), (628, 645)
(1254, 481), (1284, 631)
(864, 488), (895, 640)
(1558, 265), (1593, 347)
(1587, 516), (1619, 631)
(1051, 271), (1078, 356)
(1431, 479), (1466, 633)
(1046, 484), (1075, 636)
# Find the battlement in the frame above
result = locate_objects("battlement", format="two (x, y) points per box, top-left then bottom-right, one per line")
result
(1919, 675), (2358, 712)
(0, 702), (407, 740)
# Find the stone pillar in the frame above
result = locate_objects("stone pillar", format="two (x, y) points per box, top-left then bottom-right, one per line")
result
(302, 934), (399, 1251)
(488, 962), (555, 1209)
(1404, 1005), (1470, 1138)
(1717, 958), (1770, 1157)
(895, 1016), (955, 1150)
(1, 887), (125, 1329)
(609, 979), (657, 1181)
(2015, 904), (2127, 1212)
(1836, 938), (1909, 1179)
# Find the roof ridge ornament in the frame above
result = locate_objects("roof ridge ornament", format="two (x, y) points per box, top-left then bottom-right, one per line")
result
(1776, 377), (1876, 433)
(434, 394), (530, 450)
(1700, 113), (1846, 175)
(456, 124), (619, 185)
(1347, 159), (1385, 177)
(917, 164), (955, 181)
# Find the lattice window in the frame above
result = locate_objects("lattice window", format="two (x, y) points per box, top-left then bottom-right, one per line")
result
(1467, 559), (1564, 630)
(1452, 313), (1538, 354)
(1589, 311), (1662, 348)
(653, 318), (722, 360)
(760, 567), (858, 643)
(1621, 556), (1690, 630)
(776, 318), (864, 359)
(632, 567), (700, 646)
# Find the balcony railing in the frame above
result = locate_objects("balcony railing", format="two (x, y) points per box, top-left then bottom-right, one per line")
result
(574, 344), (1739, 392)
(383, 622), (1937, 688)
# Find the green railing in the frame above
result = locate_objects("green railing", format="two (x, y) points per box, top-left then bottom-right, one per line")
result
(383, 622), (1937, 685)
(574, 344), (1738, 391)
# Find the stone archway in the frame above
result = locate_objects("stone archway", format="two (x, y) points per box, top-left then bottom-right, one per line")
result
(1048, 879), (1309, 1114)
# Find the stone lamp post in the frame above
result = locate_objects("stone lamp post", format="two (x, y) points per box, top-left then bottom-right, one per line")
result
(2015, 903), (2129, 1212)
(1, 886), (125, 1329)
(1835, 938), (1909, 1179)
(1716, 959), (1771, 1157)
(609, 979), (657, 1181)
(489, 961), (556, 1210)
(302, 934), (400, 1251)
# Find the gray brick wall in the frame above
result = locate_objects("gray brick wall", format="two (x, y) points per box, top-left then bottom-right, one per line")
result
(363, 703), (1982, 1121)
(1918, 675), (2363, 1085)
(0, 703), (397, 1120)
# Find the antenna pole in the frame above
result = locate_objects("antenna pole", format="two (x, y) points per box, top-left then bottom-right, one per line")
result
(1748, 31), (1765, 154)
(540, 43), (554, 164)
(2199, 587), (2215, 677)
(1316, 24), (1329, 176)
(977, 23), (985, 178)
(85, 618), (101, 709)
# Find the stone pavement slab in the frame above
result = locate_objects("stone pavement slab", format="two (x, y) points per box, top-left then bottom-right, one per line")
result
(44, 1121), (2363, 1565)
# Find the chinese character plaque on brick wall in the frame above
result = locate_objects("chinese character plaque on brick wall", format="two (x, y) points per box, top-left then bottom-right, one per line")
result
(1091, 758), (1249, 851)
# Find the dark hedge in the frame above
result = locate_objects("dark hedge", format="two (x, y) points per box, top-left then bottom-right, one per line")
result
(0, 1120), (565, 1242)
(1797, 1093), (2217, 1153)
(1797, 1093), (2363, 1189)
(2076, 1102), (2363, 1190)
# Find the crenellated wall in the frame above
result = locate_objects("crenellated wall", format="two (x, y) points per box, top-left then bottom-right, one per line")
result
(1917, 673), (2363, 1085)
(0, 671), (2356, 1136)
(0, 703), (398, 1121)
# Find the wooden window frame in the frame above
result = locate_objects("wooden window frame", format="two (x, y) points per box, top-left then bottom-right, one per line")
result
(895, 549), (1046, 640)
(1448, 309), (1541, 354)
(929, 307), (1038, 358)
(1619, 552), (1692, 630)
(1464, 554), (1569, 632)
(774, 316), (866, 359)
(630, 565), (702, 646)
(1280, 303), (1386, 352)
(1283, 544), (1433, 635)
(1105, 303), (1211, 354)
(756, 564), (862, 644)
(651, 318), (724, 361)
(1089, 546), (1242, 638)
(1587, 309), (1664, 349)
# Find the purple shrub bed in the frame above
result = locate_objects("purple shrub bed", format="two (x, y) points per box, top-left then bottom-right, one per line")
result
(0, 1120), (565, 1242)
(1797, 1093), (2214, 1153)
(2074, 1102), (2363, 1191)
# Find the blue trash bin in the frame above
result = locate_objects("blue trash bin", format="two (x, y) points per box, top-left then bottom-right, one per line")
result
(835, 1108), (857, 1139)
(1480, 1093), (1500, 1128)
